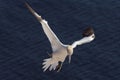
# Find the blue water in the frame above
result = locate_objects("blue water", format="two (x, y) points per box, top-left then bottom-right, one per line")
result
(0, 0), (120, 80)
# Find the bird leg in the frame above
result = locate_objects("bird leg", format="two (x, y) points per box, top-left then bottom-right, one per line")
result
(56, 61), (63, 72)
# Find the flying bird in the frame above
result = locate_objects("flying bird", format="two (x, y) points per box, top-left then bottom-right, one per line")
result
(25, 2), (95, 72)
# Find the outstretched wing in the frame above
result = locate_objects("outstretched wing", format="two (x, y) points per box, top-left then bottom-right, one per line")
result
(71, 27), (95, 48)
(71, 34), (95, 48)
(25, 2), (63, 52)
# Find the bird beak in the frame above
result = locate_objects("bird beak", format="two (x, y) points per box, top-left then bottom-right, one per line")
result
(68, 55), (71, 63)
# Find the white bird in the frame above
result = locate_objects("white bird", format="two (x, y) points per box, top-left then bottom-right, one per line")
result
(25, 2), (95, 72)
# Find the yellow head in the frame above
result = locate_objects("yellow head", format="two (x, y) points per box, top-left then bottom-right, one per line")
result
(67, 45), (73, 55)
(67, 45), (74, 63)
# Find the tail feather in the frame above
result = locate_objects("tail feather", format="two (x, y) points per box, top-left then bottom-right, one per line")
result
(42, 58), (58, 72)
(49, 62), (58, 71)
(49, 65), (53, 71)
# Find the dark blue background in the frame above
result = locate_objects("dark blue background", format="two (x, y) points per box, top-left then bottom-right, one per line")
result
(0, 0), (120, 80)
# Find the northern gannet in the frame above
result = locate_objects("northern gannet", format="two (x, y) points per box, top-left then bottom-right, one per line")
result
(25, 2), (95, 72)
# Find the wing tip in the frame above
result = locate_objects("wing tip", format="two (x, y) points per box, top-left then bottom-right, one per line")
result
(25, 1), (43, 21)
(82, 27), (94, 37)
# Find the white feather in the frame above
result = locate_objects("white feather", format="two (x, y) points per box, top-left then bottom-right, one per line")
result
(42, 58), (58, 72)
(72, 34), (95, 48)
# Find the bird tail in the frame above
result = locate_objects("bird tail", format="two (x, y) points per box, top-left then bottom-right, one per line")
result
(42, 58), (58, 72)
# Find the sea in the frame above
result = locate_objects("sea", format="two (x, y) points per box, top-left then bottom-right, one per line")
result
(0, 0), (120, 80)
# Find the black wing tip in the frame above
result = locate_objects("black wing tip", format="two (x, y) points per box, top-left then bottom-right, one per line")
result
(24, 1), (32, 10)
(24, 1), (43, 22)
(82, 27), (94, 37)
(23, 0), (30, 6)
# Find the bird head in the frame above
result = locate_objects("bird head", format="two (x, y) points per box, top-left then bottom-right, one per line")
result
(67, 45), (73, 63)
